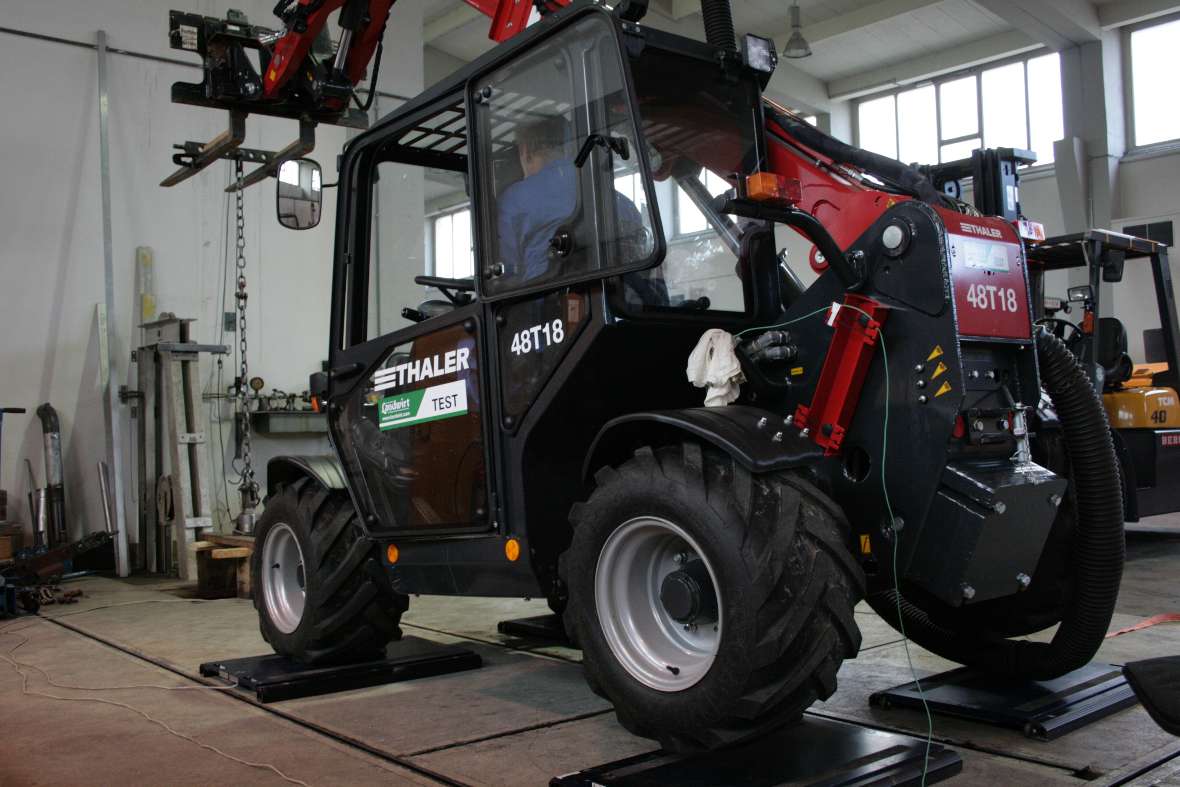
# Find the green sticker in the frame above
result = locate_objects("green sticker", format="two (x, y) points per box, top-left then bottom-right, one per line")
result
(378, 380), (468, 431)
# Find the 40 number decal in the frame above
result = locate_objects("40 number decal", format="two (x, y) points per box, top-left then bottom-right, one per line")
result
(965, 283), (1020, 313)
(510, 319), (566, 356)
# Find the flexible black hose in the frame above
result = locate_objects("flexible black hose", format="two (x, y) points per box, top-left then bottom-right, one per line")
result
(764, 105), (946, 207)
(870, 330), (1124, 680)
(700, 0), (736, 52)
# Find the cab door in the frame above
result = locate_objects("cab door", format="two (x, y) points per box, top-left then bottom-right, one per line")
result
(327, 107), (493, 538)
(468, 7), (665, 426)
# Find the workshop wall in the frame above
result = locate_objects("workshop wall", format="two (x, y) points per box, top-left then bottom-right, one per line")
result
(0, 0), (425, 548)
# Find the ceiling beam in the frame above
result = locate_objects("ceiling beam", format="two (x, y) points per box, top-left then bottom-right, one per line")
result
(1097, 0), (1180, 28)
(649, 0), (701, 21)
(827, 29), (1042, 100)
(800, 0), (944, 44)
(970, 0), (1101, 49)
(425, 4), (482, 42)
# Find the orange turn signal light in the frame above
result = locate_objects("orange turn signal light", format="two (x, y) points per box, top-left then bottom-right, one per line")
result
(746, 172), (802, 206)
(386, 544), (399, 564)
(505, 538), (521, 562)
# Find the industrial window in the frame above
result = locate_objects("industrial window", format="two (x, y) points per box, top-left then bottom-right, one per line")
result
(675, 170), (731, 236)
(1129, 17), (1180, 147)
(856, 52), (1063, 167)
(429, 206), (475, 279)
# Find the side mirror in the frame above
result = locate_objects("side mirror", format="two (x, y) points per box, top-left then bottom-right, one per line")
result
(1068, 285), (1093, 303)
(276, 158), (322, 230)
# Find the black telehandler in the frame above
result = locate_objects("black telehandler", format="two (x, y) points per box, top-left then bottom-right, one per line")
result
(166, 0), (1126, 753)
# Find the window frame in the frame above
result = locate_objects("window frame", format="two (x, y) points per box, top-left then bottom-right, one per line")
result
(465, 6), (667, 304)
(426, 202), (476, 280)
(1122, 10), (1180, 154)
(853, 48), (1060, 170)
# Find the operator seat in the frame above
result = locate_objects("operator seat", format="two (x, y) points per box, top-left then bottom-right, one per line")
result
(1097, 316), (1134, 390)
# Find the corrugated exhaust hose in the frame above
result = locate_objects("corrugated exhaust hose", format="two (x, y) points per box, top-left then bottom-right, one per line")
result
(700, 0), (736, 52)
(869, 329), (1125, 680)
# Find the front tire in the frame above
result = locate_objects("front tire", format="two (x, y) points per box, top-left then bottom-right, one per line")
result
(252, 479), (408, 665)
(562, 443), (865, 751)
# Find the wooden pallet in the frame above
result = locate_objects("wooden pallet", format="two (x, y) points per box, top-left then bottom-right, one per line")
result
(191, 534), (254, 599)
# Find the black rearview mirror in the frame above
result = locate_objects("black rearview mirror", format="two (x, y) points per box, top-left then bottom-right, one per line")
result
(276, 158), (322, 230)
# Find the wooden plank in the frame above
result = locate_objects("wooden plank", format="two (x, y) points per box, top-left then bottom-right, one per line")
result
(210, 547), (251, 560)
(206, 534), (255, 548)
(189, 541), (216, 552)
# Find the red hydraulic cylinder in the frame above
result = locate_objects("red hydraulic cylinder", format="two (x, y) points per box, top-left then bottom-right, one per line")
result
(794, 294), (889, 456)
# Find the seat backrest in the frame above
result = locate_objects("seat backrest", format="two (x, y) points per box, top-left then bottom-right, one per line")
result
(1098, 317), (1133, 388)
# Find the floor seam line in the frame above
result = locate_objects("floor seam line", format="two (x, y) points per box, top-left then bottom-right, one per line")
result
(404, 709), (617, 759)
(39, 615), (466, 787)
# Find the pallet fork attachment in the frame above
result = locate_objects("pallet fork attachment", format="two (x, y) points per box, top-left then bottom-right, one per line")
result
(160, 112), (316, 191)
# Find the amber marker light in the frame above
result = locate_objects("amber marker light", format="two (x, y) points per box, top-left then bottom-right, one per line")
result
(505, 538), (521, 562)
(386, 544), (399, 564)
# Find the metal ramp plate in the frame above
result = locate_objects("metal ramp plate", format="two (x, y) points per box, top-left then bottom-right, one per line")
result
(550, 716), (962, 787)
(199, 635), (481, 703)
(871, 662), (1138, 740)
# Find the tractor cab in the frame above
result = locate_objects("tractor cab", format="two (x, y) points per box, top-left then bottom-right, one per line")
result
(1027, 229), (1180, 520)
(316, 3), (782, 597)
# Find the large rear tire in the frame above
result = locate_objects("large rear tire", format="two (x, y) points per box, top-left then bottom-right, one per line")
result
(562, 442), (865, 751)
(252, 479), (408, 665)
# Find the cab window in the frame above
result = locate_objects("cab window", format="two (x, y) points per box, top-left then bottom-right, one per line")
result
(472, 12), (662, 298)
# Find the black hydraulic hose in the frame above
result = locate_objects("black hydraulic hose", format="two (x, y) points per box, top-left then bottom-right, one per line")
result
(871, 330), (1124, 680)
(700, 0), (736, 52)
(764, 105), (946, 207)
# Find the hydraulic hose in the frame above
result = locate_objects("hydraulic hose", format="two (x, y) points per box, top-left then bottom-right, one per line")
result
(870, 330), (1125, 680)
(700, 0), (736, 52)
(764, 105), (947, 207)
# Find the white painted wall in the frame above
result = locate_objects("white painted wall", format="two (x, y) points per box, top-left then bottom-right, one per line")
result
(0, 0), (424, 549)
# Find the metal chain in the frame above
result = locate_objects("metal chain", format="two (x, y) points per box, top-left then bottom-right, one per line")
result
(234, 160), (259, 515)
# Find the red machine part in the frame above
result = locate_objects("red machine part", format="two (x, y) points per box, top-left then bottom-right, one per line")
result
(263, 0), (568, 106)
(764, 113), (909, 262)
(794, 294), (890, 457)
(465, 0), (571, 41)
(263, 0), (398, 101)
(938, 208), (1033, 341)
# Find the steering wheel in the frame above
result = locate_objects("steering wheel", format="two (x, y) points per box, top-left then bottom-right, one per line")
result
(1036, 317), (1085, 351)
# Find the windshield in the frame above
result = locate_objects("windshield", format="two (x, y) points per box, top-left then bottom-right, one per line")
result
(622, 46), (767, 314)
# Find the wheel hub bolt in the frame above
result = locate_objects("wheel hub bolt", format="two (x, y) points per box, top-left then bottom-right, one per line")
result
(1016, 572), (1031, 590)
(961, 583), (976, 601)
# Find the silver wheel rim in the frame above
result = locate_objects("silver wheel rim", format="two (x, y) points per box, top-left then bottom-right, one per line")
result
(594, 516), (722, 692)
(261, 522), (306, 634)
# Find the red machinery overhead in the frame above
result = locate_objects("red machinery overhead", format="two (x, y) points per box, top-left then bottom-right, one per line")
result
(161, 0), (569, 189)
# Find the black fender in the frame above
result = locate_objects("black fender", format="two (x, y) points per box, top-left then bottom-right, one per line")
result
(267, 455), (347, 499)
(583, 405), (824, 482)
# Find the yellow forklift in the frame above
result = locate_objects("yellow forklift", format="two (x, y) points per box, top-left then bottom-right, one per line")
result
(1029, 230), (1180, 520)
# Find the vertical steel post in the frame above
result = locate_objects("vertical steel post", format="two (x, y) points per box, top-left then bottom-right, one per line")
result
(97, 30), (131, 577)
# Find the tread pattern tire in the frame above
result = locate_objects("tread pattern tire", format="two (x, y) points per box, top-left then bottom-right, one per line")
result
(561, 442), (865, 751)
(252, 478), (408, 665)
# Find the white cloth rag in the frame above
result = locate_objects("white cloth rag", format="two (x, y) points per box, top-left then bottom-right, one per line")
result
(686, 329), (745, 407)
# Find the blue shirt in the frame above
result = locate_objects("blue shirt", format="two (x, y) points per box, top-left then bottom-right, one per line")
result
(498, 159), (643, 282)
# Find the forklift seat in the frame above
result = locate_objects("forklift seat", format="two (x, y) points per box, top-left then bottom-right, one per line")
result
(1098, 317), (1134, 390)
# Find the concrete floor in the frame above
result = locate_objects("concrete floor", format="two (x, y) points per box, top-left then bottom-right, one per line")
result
(2, 518), (1179, 786)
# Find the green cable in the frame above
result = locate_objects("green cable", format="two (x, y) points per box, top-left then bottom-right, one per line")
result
(737, 304), (934, 783)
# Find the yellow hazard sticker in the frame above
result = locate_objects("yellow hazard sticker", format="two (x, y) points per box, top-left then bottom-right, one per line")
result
(859, 534), (872, 555)
(935, 381), (953, 398)
(790, 366), (805, 377)
(931, 361), (948, 380)
(927, 345), (944, 362)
